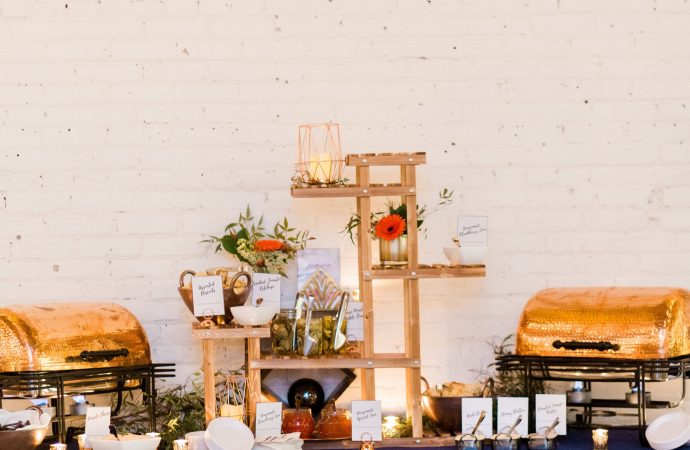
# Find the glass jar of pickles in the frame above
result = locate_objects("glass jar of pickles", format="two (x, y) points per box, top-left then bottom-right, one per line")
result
(271, 311), (295, 354)
(322, 314), (347, 354)
(296, 316), (323, 357)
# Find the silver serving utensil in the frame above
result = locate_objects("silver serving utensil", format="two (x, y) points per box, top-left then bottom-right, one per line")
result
(302, 298), (317, 356)
(543, 417), (559, 437)
(470, 410), (486, 435)
(331, 292), (350, 351)
(291, 292), (306, 351)
(507, 415), (522, 435)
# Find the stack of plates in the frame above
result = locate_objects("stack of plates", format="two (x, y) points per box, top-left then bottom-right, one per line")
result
(646, 412), (690, 450)
(204, 418), (254, 450)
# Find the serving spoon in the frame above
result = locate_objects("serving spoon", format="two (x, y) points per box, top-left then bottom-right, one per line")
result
(470, 410), (486, 435)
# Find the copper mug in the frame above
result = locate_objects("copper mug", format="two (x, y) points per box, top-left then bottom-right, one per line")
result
(178, 269), (252, 324)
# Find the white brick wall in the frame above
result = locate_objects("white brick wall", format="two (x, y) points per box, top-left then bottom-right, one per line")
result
(1, 0), (690, 419)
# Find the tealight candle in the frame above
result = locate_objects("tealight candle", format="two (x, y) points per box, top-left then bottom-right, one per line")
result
(145, 432), (161, 438)
(592, 428), (608, 449)
(173, 439), (189, 450)
(76, 434), (92, 450)
(49, 444), (67, 450)
(382, 415), (400, 438)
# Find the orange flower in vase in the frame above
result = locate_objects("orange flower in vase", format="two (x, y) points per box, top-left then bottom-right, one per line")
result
(374, 214), (406, 241)
(255, 239), (286, 252)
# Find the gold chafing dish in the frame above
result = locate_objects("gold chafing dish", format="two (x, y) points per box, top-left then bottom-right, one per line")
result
(516, 287), (690, 360)
(0, 302), (151, 373)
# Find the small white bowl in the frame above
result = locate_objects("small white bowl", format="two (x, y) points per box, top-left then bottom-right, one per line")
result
(88, 435), (161, 450)
(230, 305), (276, 326)
(443, 246), (487, 266)
(646, 411), (690, 450)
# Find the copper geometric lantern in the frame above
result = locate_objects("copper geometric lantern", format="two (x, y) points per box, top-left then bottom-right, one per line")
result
(295, 123), (345, 186)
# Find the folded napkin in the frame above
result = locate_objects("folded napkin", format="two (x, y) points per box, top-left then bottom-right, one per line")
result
(0, 408), (44, 428)
(254, 432), (303, 450)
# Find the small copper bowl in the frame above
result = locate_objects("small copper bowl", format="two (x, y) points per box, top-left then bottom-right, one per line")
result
(0, 426), (49, 450)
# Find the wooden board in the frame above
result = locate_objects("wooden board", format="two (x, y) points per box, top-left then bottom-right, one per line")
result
(250, 355), (421, 370)
(303, 436), (454, 449)
(191, 325), (270, 339)
(291, 185), (416, 198)
(346, 153), (427, 166)
(363, 266), (486, 280)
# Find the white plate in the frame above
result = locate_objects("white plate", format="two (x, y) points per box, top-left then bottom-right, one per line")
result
(646, 411), (690, 450)
(204, 417), (254, 450)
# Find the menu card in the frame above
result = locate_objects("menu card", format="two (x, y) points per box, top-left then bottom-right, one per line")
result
(252, 273), (281, 313)
(457, 215), (488, 246)
(255, 402), (282, 439)
(497, 397), (528, 436)
(85, 406), (111, 436)
(351, 400), (382, 441)
(461, 398), (492, 437)
(192, 275), (224, 316)
(535, 394), (567, 435)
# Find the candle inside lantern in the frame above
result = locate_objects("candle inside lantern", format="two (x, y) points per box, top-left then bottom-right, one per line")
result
(592, 428), (608, 449)
(382, 415), (400, 438)
(308, 153), (332, 183)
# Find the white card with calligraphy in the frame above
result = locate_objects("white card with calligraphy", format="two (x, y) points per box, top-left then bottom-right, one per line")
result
(457, 215), (488, 246)
(497, 397), (528, 437)
(85, 406), (111, 437)
(461, 397), (493, 437)
(252, 273), (281, 313)
(535, 394), (567, 435)
(255, 402), (283, 439)
(192, 275), (224, 316)
(351, 400), (382, 441)
(345, 302), (364, 341)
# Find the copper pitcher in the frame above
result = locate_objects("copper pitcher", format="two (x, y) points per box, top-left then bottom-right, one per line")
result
(178, 269), (252, 324)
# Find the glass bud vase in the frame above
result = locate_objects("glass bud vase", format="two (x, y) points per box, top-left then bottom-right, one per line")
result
(379, 235), (408, 266)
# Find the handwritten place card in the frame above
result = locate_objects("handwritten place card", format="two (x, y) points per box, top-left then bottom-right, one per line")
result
(255, 402), (282, 439)
(351, 400), (382, 441)
(461, 397), (492, 437)
(85, 406), (111, 437)
(345, 302), (364, 341)
(192, 275), (224, 316)
(535, 394), (567, 435)
(457, 215), (488, 246)
(252, 273), (281, 313)
(497, 397), (529, 437)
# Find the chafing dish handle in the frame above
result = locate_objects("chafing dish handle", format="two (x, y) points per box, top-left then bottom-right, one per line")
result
(78, 349), (129, 362)
(552, 340), (620, 352)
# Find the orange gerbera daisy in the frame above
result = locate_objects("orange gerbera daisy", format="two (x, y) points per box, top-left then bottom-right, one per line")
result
(254, 239), (286, 252)
(374, 214), (406, 241)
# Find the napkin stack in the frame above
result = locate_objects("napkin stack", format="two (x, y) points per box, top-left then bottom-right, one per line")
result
(254, 432), (304, 450)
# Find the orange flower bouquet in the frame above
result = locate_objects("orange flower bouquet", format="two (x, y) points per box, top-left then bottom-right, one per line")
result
(343, 189), (454, 243)
(204, 206), (312, 276)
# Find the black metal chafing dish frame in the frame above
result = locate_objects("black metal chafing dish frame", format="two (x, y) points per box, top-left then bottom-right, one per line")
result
(496, 354), (690, 445)
(0, 363), (175, 443)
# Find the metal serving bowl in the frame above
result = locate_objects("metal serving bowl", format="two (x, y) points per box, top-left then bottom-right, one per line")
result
(421, 378), (493, 435)
(0, 426), (49, 450)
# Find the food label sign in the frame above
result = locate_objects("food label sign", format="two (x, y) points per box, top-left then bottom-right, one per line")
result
(255, 402), (282, 439)
(85, 406), (111, 437)
(535, 394), (567, 435)
(457, 215), (488, 246)
(252, 273), (281, 313)
(351, 400), (382, 441)
(497, 397), (528, 437)
(192, 275), (225, 316)
(345, 302), (364, 341)
(461, 397), (493, 437)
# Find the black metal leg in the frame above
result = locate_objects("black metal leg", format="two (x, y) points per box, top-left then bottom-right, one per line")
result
(57, 375), (66, 443)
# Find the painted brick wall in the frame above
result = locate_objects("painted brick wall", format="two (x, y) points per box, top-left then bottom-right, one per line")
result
(1, 0), (690, 417)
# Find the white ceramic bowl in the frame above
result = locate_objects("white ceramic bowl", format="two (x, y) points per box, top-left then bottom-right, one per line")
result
(443, 246), (487, 266)
(230, 305), (276, 326)
(186, 431), (209, 450)
(645, 411), (690, 450)
(88, 435), (161, 450)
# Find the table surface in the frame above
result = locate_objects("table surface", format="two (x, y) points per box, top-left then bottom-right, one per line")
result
(38, 428), (650, 450)
(302, 428), (649, 450)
